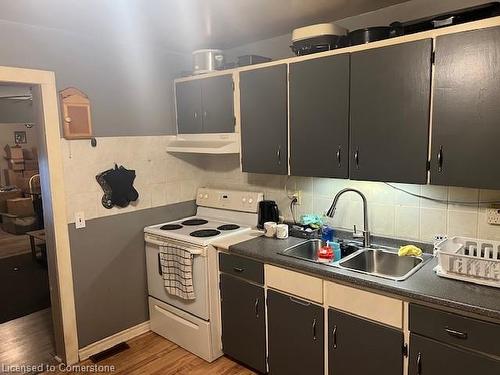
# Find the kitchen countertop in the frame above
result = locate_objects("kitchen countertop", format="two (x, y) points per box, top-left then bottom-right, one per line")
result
(227, 235), (500, 322)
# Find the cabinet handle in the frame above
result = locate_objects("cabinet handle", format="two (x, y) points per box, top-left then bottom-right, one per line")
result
(445, 327), (467, 339)
(277, 146), (281, 165)
(203, 110), (207, 117)
(232, 266), (244, 273)
(254, 298), (259, 318)
(312, 319), (317, 341)
(157, 253), (162, 276)
(354, 149), (359, 169)
(437, 146), (443, 172)
(194, 111), (198, 119)
(289, 296), (310, 306)
(336, 146), (341, 168)
(332, 325), (337, 349)
(416, 352), (422, 375)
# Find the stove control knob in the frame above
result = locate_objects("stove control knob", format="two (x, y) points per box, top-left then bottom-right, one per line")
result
(242, 197), (247, 203)
(204, 194), (209, 199)
(248, 198), (254, 204)
(198, 193), (203, 199)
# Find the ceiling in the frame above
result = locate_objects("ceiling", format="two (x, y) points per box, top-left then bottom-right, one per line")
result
(0, 0), (409, 52)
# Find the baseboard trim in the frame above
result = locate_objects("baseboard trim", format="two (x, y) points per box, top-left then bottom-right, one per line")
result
(78, 321), (150, 361)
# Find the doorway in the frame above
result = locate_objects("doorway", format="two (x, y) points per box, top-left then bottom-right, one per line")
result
(0, 66), (78, 367)
(0, 83), (56, 369)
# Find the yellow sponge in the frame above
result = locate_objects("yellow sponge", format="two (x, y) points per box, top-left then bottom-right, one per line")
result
(398, 245), (423, 257)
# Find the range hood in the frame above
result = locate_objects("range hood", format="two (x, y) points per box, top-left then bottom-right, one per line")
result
(166, 133), (240, 154)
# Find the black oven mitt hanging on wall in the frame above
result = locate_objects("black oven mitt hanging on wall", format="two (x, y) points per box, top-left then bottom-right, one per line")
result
(96, 164), (139, 209)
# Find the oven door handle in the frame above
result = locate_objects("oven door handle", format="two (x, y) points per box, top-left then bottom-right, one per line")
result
(146, 238), (203, 255)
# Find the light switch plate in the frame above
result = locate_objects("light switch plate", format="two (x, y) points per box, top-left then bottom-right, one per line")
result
(75, 211), (86, 229)
(487, 207), (500, 225)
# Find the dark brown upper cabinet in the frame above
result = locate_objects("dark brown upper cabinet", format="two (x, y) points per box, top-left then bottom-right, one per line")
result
(289, 54), (350, 178)
(349, 39), (432, 184)
(431, 27), (500, 189)
(175, 74), (234, 134)
(240, 64), (288, 175)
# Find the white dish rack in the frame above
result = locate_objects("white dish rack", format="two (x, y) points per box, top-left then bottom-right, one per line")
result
(434, 236), (500, 288)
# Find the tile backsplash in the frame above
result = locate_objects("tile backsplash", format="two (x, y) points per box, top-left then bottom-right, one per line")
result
(200, 155), (500, 242)
(62, 142), (500, 243)
(61, 136), (204, 223)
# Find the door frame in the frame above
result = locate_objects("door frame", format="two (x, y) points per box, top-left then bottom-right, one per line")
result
(0, 65), (78, 364)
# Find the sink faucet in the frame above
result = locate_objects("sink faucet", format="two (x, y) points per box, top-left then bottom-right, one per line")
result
(326, 188), (371, 248)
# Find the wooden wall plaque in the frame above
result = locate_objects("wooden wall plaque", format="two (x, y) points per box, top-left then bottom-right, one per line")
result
(60, 87), (93, 139)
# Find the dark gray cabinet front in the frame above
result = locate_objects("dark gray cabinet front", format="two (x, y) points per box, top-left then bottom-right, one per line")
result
(240, 64), (288, 175)
(431, 27), (500, 189)
(289, 54), (350, 178)
(409, 333), (500, 375)
(350, 39), (432, 183)
(328, 308), (403, 375)
(220, 273), (266, 373)
(176, 80), (202, 134)
(267, 290), (324, 375)
(200, 75), (235, 133)
(176, 75), (234, 134)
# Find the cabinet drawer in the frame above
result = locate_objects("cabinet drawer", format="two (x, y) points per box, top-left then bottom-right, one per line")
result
(409, 304), (500, 357)
(219, 253), (263, 284)
(325, 281), (403, 329)
(265, 265), (323, 303)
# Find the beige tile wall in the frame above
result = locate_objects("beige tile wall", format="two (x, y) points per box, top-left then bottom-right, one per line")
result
(62, 136), (204, 223)
(62, 143), (500, 243)
(200, 155), (500, 242)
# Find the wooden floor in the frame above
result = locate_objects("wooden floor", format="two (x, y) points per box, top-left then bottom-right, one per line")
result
(0, 228), (30, 259)
(0, 308), (57, 371)
(45, 332), (255, 375)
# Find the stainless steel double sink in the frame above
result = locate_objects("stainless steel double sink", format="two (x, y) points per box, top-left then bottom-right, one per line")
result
(279, 239), (433, 281)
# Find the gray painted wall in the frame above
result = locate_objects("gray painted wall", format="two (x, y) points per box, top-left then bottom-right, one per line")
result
(68, 200), (196, 348)
(0, 99), (34, 124)
(0, 20), (190, 136)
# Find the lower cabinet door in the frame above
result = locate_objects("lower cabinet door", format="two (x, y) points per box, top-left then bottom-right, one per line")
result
(267, 290), (324, 375)
(220, 273), (266, 373)
(328, 308), (403, 375)
(409, 333), (500, 375)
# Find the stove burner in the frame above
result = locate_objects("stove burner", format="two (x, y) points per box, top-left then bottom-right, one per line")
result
(160, 224), (183, 230)
(182, 218), (209, 226)
(190, 229), (221, 238)
(217, 224), (241, 231)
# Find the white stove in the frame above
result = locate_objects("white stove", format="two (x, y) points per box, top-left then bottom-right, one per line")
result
(145, 212), (252, 247)
(144, 188), (264, 363)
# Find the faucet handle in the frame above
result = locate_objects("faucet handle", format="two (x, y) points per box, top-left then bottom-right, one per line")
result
(352, 225), (364, 239)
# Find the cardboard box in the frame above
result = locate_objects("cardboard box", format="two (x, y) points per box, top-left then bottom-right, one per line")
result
(3, 169), (22, 186)
(0, 190), (22, 213)
(22, 148), (36, 160)
(24, 159), (38, 170)
(4, 145), (23, 160)
(23, 170), (39, 179)
(2, 216), (37, 235)
(7, 197), (35, 217)
(7, 159), (24, 171)
(17, 176), (40, 193)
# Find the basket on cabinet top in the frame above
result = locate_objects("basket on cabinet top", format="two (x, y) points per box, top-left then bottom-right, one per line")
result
(435, 236), (500, 288)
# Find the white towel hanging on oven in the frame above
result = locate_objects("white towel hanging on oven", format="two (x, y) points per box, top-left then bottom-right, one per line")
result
(159, 245), (196, 300)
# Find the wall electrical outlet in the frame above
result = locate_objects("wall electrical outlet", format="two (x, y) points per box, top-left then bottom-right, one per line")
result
(434, 234), (448, 243)
(292, 191), (302, 205)
(75, 211), (86, 229)
(487, 207), (500, 225)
